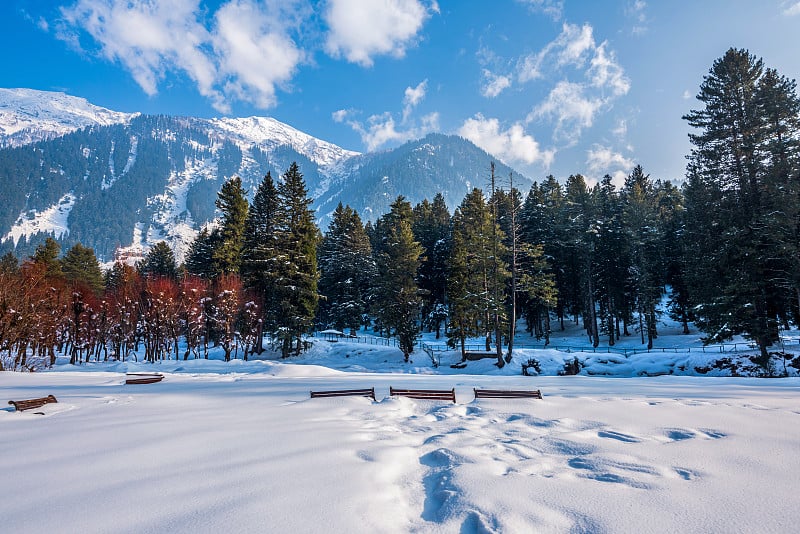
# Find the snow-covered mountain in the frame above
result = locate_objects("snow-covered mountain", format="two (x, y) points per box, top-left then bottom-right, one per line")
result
(207, 116), (359, 169)
(0, 88), (137, 147)
(0, 89), (526, 264)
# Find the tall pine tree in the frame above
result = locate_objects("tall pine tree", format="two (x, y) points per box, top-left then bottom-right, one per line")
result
(212, 176), (248, 275)
(373, 196), (423, 362)
(683, 48), (800, 366)
(241, 172), (281, 332)
(274, 163), (319, 357)
(317, 203), (375, 334)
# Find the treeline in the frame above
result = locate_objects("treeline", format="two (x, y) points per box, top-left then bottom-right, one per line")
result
(1, 48), (798, 372)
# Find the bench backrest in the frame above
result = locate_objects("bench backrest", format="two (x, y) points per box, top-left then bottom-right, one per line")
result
(310, 388), (376, 400)
(390, 387), (456, 402)
(473, 389), (542, 399)
(8, 395), (58, 411)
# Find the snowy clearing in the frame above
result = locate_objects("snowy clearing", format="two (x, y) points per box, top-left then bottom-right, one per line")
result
(2, 353), (799, 533)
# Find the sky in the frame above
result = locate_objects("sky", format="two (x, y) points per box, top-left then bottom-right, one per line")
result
(2, 0), (800, 186)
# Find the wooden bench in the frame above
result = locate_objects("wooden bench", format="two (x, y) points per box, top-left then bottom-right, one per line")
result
(473, 389), (542, 400)
(126, 373), (164, 385)
(310, 388), (376, 401)
(8, 395), (58, 412)
(463, 351), (498, 361)
(390, 387), (456, 402)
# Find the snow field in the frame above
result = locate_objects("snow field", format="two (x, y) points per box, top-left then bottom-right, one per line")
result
(2, 369), (799, 533)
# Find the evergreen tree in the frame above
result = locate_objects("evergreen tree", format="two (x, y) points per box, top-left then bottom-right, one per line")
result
(446, 188), (509, 363)
(517, 242), (558, 344)
(274, 163), (319, 357)
(30, 237), (63, 279)
(374, 196), (423, 362)
(520, 176), (570, 330)
(622, 166), (663, 348)
(241, 172), (281, 332)
(138, 241), (178, 279)
(592, 175), (629, 346)
(105, 261), (139, 291)
(412, 193), (451, 338)
(318, 203), (375, 334)
(0, 251), (19, 275)
(658, 180), (691, 334)
(683, 48), (800, 366)
(212, 176), (249, 275)
(562, 174), (600, 347)
(185, 228), (218, 278)
(61, 243), (104, 293)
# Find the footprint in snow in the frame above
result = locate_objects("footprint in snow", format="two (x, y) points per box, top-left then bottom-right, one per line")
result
(597, 430), (641, 443)
(663, 428), (696, 441)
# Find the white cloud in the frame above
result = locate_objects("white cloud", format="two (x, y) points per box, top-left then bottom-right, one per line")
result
(458, 114), (555, 168)
(588, 43), (630, 96)
(625, 0), (648, 35)
(516, 0), (563, 20)
(212, 0), (304, 110)
(612, 118), (627, 139)
(402, 79), (427, 122)
(60, 0), (221, 102)
(481, 70), (512, 98)
(518, 23), (595, 83)
(782, 1), (800, 15)
(517, 23), (630, 144)
(682, 90), (692, 100)
(337, 83), (439, 151)
(586, 144), (634, 186)
(529, 81), (603, 143)
(323, 0), (436, 67)
(58, 0), (306, 113)
(348, 111), (439, 151)
(587, 145), (634, 171)
(331, 109), (353, 123)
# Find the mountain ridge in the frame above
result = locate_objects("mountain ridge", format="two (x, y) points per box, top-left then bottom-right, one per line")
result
(0, 88), (529, 264)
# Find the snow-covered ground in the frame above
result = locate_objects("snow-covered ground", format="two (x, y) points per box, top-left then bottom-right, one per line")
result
(3, 329), (800, 533)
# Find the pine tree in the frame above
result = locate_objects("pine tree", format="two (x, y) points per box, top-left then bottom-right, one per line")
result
(446, 188), (509, 362)
(185, 228), (218, 278)
(30, 237), (63, 279)
(274, 163), (319, 357)
(657, 180), (690, 334)
(521, 176), (570, 330)
(318, 203), (375, 334)
(591, 176), (627, 346)
(517, 242), (558, 344)
(61, 243), (104, 294)
(241, 172), (281, 333)
(412, 193), (451, 338)
(212, 176), (249, 275)
(374, 196), (423, 362)
(622, 166), (663, 348)
(138, 241), (178, 279)
(561, 175), (600, 347)
(683, 48), (800, 366)
(0, 251), (19, 275)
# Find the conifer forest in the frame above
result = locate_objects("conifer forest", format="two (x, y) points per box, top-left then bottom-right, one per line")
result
(1, 49), (799, 373)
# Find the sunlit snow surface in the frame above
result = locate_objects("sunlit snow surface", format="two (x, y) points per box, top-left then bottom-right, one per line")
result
(0, 88), (136, 146)
(2, 336), (799, 533)
(208, 116), (360, 168)
(1, 192), (75, 246)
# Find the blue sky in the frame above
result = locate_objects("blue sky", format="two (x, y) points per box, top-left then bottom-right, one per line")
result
(2, 0), (799, 185)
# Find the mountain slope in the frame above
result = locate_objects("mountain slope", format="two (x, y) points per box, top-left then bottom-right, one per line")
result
(0, 90), (528, 264)
(0, 88), (137, 147)
(316, 133), (530, 224)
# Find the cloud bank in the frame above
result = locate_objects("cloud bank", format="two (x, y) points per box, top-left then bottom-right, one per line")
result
(57, 0), (437, 112)
(459, 114), (555, 169)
